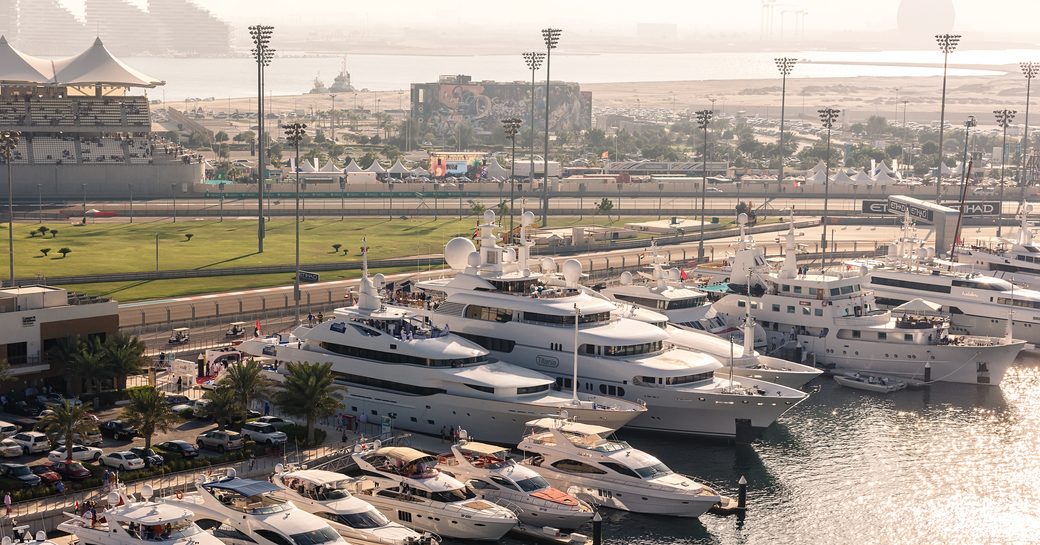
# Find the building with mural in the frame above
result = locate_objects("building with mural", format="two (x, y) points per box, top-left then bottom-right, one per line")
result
(411, 74), (591, 145)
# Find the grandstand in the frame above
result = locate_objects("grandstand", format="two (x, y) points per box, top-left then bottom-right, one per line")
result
(0, 36), (203, 198)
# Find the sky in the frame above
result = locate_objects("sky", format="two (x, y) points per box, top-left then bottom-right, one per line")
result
(53, 0), (1040, 38)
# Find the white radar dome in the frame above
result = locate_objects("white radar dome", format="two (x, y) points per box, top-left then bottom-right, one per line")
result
(1027, 204), (1034, 214)
(738, 213), (748, 225)
(562, 259), (582, 285)
(521, 211), (535, 226)
(619, 271), (633, 285)
(373, 273), (385, 288)
(141, 484), (154, 499)
(275, 463), (284, 473)
(107, 492), (120, 506)
(669, 267), (681, 281)
(466, 251), (481, 268)
(541, 258), (556, 273)
(445, 237), (478, 270)
(35, 533), (46, 543)
(483, 209), (496, 224)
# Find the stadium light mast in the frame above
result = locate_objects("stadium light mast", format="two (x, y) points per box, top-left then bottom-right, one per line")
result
(819, 107), (840, 268)
(935, 34), (961, 201)
(284, 122), (307, 326)
(774, 57), (797, 192)
(502, 117), (523, 243)
(1, 130), (21, 286)
(695, 109), (713, 261)
(250, 24), (274, 253)
(522, 52), (545, 189)
(1020, 62), (1038, 188)
(994, 109), (1016, 237)
(541, 28), (561, 226)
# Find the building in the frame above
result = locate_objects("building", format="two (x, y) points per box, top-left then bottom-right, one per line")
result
(0, 286), (118, 390)
(146, 0), (232, 57)
(605, 161), (729, 177)
(411, 74), (592, 145)
(16, 0), (92, 55)
(86, 0), (160, 57)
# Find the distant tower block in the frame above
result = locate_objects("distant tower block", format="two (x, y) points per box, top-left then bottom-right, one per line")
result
(897, 0), (955, 33)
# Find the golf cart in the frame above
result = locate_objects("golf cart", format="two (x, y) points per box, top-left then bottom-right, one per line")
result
(225, 321), (247, 338)
(168, 327), (190, 344)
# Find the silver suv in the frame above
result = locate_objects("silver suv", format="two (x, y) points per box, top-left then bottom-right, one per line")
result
(9, 431), (51, 455)
(196, 430), (244, 452)
(240, 422), (287, 445)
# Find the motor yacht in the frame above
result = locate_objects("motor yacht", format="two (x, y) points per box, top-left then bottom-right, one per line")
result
(710, 215), (1025, 385)
(851, 211), (1040, 345)
(409, 210), (807, 439)
(434, 436), (594, 531)
(270, 466), (437, 545)
(164, 468), (348, 545)
(58, 485), (224, 545)
(237, 241), (644, 445)
(346, 442), (518, 540)
(516, 417), (724, 517)
(956, 205), (1040, 290)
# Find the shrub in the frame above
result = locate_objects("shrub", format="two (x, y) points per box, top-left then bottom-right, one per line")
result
(40, 248), (50, 256)
(50, 229), (58, 238)
(184, 233), (194, 241)
(332, 243), (342, 253)
(58, 247), (71, 258)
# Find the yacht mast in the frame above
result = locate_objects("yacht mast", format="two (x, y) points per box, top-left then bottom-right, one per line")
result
(572, 303), (580, 405)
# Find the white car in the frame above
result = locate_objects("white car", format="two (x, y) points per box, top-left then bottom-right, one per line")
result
(100, 451), (145, 471)
(0, 439), (23, 458)
(253, 416), (294, 429)
(9, 432), (51, 455)
(240, 422), (287, 445)
(47, 444), (103, 463)
(36, 393), (83, 408)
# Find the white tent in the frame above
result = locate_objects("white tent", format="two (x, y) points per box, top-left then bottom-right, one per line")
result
(487, 157), (510, 180)
(297, 159), (318, 173)
(411, 166), (430, 176)
(388, 159), (411, 176)
(344, 159), (363, 172)
(830, 171), (855, 185)
(873, 170), (898, 185)
(874, 161), (897, 176)
(0, 36), (54, 83)
(51, 38), (164, 87)
(366, 161), (387, 174)
(852, 169), (873, 184)
(806, 160), (827, 176)
(894, 298), (942, 313)
(940, 163), (956, 176)
(807, 169), (828, 184)
(319, 160), (340, 173)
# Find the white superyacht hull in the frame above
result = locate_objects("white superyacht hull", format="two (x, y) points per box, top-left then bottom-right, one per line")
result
(352, 482), (516, 540)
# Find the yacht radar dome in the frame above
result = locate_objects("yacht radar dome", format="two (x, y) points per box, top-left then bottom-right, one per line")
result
(541, 258), (556, 273)
(275, 463), (284, 473)
(226, 468), (236, 478)
(3, 537), (11, 545)
(562, 259), (582, 285)
(107, 491), (120, 506)
(620, 271), (633, 285)
(738, 213), (748, 225)
(483, 209), (496, 224)
(373, 273), (385, 288)
(521, 211), (535, 226)
(669, 268), (681, 281)
(141, 484), (153, 499)
(1027, 204), (1035, 214)
(35, 533), (45, 542)
(467, 251), (481, 268)
(445, 237), (478, 270)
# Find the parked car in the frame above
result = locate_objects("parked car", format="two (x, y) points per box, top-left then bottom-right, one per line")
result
(155, 440), (198, 458)
(240, 422), (287, 445)
(1, 463), (42, 487)
(98, 420), (138, 440)
(47, 460), (92, 480)
(100, 451), (145, 471)
(36, 394), (83, 408)
(47, 444), (103, 463)
(30, 464), (62, 485)
(8, 400), (44, 417)
(196, 430), (244, 452)
(74, 429), (103, 447)
(9, 431), (51, 455)
(0, 420), (19, 439)
(0, 439), (23, 458)
(252, 416), (294, 429)
(129, 447), (164, 467)
(163, 395), (191, 406)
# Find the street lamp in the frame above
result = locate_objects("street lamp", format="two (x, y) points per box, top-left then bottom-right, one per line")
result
(219, 182), (226, 223)
(128, 183), (133, 224)
(522, 52), (545, 189)
(774, 57), (797, 191)
(502, 117), (523, 243)
(81, 183), (86, 223)
(284, 122), (307, 325)
(1, 130), (20, 286)
(170, 183), (177, 223)
(935, 33), (961, 200)
(1020, 62), (1038, 187)
(249, 24), (275, 253)
(36, 183), (41, 224)
(695, 109), (713, 261)
(541, 28), (562, 226)
(994, 109), (1016, 236)
(329, 94), (337, 143)
(818, 107), (840, 265)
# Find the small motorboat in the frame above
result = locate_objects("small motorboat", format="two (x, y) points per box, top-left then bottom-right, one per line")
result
(833, 373), (907, 393)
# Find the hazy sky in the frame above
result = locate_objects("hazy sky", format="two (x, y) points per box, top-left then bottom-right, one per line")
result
(54, 0), (1040, 37)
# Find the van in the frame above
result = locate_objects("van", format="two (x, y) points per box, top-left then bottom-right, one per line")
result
(192, 399), (211, 419)
(0, 421), (18, 439)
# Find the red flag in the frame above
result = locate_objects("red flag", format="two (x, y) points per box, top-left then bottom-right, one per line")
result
(601, 151), (609, 159)
(680, 268), (688, 281)
(255, 320), (261, 335)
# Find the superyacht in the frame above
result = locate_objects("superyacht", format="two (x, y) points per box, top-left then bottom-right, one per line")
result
(408, 210), (807, 439)
(956, 205), (1040, 290)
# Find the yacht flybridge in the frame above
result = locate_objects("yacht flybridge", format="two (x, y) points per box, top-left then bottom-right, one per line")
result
(852, 211), (1040, 345)
(516, 417), (724, 517)
(957, 205), (1040, 290)
(410, 210), (807, 439)
(237, 239), (644, 445)
(711, 214), (1025, 385)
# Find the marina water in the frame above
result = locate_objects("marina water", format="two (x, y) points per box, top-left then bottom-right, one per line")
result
(490, 354), (1040, 545)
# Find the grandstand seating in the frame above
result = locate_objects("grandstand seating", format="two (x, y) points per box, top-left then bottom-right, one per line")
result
(0, 100), (27, 125)
(30, 99), (76, 126)
(78, 137), (126, 164)
(31, 136), (77, 164)
(126, 137), (152, 164)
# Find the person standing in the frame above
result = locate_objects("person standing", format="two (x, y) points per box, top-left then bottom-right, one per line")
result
(4, 491), (11, 516)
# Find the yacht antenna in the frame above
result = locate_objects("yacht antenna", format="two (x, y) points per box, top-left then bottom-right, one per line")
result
(572, 303), (580, 406)
(361, 236), (368, 277)
(728, 334), (735, 385)
(743, 282), (755, 357)
(1008, 276), (1015, 342)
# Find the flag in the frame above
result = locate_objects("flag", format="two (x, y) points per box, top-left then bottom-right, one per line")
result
(601, 151), (609, 159)
(255, 320), (261, 335)
(360, 236), (368, 255)
(680, 268), (688, 281)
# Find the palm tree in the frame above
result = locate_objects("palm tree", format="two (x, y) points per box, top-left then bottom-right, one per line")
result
(122, 386), (179, 449)
(48, 336), (84, 395)
(202, 387), (240, 430)
(104, 333), (147, 392)
(72, 337), (107, 395)
(221, 359), (274, 425)
(273, 362), (343, 444)
(37, 400), (96, 461)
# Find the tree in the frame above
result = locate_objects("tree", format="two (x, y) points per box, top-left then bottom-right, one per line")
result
(274, 362), (342, 444)
(495, 200), (510, 215)
(214, 131), (229, 143)
(50, 229), (57, 238)
(595, 197), (614, 220)
(48, 336), (85, 395)
(332, 243), (342, 254)
(0, 359), (11, 387)
(36, 226), (49, 237)
(221, 359), (274, 425)
(103, 333), (146, 392)
(71, 337), (106, 394)
(233, 131), (255, 143)
(202, 387), (240, 430)
(58, 247), (71, 258)
(37, 400), (96, 461)
(40, 248), (50, 257)
(122, 386), (178, 449)
(468, 200), (486, 215)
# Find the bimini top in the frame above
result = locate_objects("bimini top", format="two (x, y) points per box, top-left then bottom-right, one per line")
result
(525, 418), (613, 436)
(371, 446), (434, 464)
(0, 36), (164, 87)
(204, 478), (281, 497)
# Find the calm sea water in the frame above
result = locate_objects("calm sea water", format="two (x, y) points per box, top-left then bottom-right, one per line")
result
(489, 353), (1040, 545)
(127, 48), (1019, 102)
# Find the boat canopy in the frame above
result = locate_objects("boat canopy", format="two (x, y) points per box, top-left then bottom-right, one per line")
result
(894, 298), (942, 313)
(281, 469), (352, 487)
(204, 478), (281, 497)
(458, 441), (509, 456)
(372, 446), (433, 464)
(525, 418), (613, 436)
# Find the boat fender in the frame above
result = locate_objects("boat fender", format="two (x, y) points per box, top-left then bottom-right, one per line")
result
(175, 490), (183, 499)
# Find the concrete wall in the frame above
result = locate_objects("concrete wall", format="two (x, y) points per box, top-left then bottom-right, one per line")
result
(8, 162), (205, 199)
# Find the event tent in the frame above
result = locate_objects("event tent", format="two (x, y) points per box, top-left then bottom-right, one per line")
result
(830, 171), (855, 185)
(366, 161), (387, 174)
(0, 36), (53, 83)
(852, 169), (873, 184)
(344, 159), (363, 172)
(319, 160), (341, 173)
(873, 170), (898, 185)
(388, 159), (411, 176)
(50, 38), (164, 87)
(411, 166), (430, 176)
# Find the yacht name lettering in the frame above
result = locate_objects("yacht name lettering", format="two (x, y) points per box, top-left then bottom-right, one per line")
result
(536, 355), (560, 368)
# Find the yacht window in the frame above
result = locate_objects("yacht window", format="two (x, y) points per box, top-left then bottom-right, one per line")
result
(802, 307), (810, 315)
(787, 306), (795, 313)
(663, 372), (714, 385)
(468, 479), (497, 490)
(851, 331), (860, 339)
(551, 459), (607, 475)
(456, 332), (516, 353)
(350, 324), (382, 337)
(870, 276), (951, 294)
(525, 311), (610, 325)
(794, 286), (802, 294)
(840, 285), (854, 295)
(952, 278), (1013, 291)
(737, 301), (746, 308)
(781, 285), (790, 292)
(904, 334), (913, 341)
(464, 305), (513, 323)
(288, 527), (341, 545)
(430, 488), (478, 502)
(465, 384), (495, 394)
(490, 476), (518, 490)
(514, 475), (551, 492)
(633, 462), (673, 479)
(830, 288), (840, 296)
(518, 384), (550, 395)
(317, 510), (389, 529)
(320, 341), (487, 367)
(809, 288), (818, 295)
(600, 462), (641, 479)
(599, 384), (608, 394)
(878, 332), (887, 340)
(255, 530), (295, 545)
(772, 304), (780, 312)
(201, 522), (255, 543)
(331, 371), (447, 396)
(814, 309), (823, 316)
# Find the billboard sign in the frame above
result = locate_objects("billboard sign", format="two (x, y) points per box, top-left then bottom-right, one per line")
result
(862, 200), (888, 214)
(886, 198), (934, 222)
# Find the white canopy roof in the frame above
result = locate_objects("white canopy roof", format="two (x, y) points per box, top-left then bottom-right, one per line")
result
(940, 162), (955, 176)
(366, 161), (387, 174)
(830, 171), (855, 184)
(411, 166), (430, 176)
(852, 169), (873, 183)
(319, 159), (340, 173)
(299, 159), (318, 173)
(344, 159), (363, 172)
(808, 168), (828, 184)
(0, 36), (54, 83)
(806, 160), (827, 175)
(894, 298), (942, 313)
(486, 157), (510, 180)
(873, 170), (898, 185)
(388, 159), (411, 175)
(49, 38), (164, 87)
(874, 161), (896, 176)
